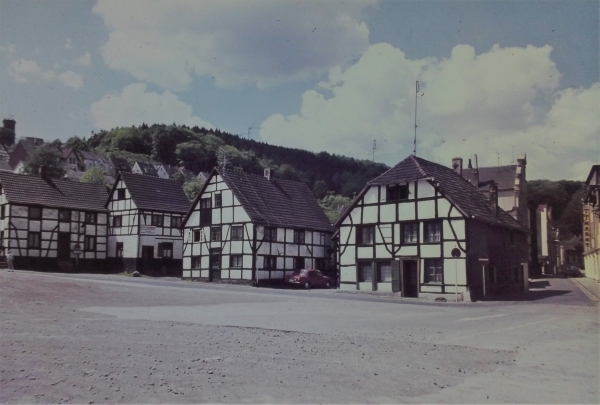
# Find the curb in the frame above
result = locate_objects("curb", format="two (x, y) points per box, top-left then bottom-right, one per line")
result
(570, 278), (600, 302)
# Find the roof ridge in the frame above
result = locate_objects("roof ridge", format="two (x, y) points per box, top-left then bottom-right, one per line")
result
(220, 168), (311, 186)
(411, 155), (429, 177)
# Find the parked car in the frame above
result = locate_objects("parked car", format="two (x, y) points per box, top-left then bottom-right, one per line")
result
(563, 266), (583, 278)
(284, 269), (332, 289)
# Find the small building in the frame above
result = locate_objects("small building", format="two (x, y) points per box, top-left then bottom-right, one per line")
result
(154, 164), (179, 179)
(131, 161), (158, 177)
(536, 204), (560, 275)
(582, 165), (600, 281)
(8, 138), (43, 170)
(335, 155), (529, 300)
(0, 170), (109, 271)
(109, 157), (131, 176)
(106, 173), (190, 276)
(559, 236), (583, 272)
(181, 168), (334, 283)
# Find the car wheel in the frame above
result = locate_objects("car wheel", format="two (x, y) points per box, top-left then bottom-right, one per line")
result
(304, 282), (311, 289)
(325, 281), (331, 289)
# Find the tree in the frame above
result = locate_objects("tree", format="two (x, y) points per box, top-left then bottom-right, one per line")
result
(81, 167), (106, 184)
(183, 178), (204, 201)
(65, 136), (89, 151)
(319, 194), (353, 224)
(152, 126), (195, 164)
(23, 145), (65, 179)
(0, 127), (16, 145)
(312, 179), (329, 199)
(172, 171), (186, 185)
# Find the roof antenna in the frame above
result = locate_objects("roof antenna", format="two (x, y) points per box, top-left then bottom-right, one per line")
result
(372, 140), (377, 162)
(413, 81), (419, 156)
(247, 122), (255, 139)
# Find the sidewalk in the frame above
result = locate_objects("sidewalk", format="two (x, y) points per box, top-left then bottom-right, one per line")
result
(570, 277), (600, 302)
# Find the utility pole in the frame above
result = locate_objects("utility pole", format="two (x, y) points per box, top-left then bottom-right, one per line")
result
(413, 81), (419, 156)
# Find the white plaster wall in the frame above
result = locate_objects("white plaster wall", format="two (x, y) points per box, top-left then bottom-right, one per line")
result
(379, 204), (395, 223)
(421, 244), (441, 257)
(443, 258), (466, 284)
(398, 245), (417, 256)
(340, 283), (356, 291)
(107, 235), (139, 258)
(443, 219), (465, 241)
(377, 283), (392, 292)
(358, 282), (372, 291)
(418, 200), (435, 219)
(340, 246), (355, 265)
(375, 245), (392, 258)
(418, 180), (435, 198)
(233, 206), (251, 222)
(350, 208), (361, 224)
(363, 187), (378, 205)
(398, 202), (415, 221)
(357, 246), (373, 259)
(362, 206), (377, 224)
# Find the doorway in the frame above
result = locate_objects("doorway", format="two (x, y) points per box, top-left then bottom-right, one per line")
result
(209, 249), (221, 282)
(141, 245), (154, 273)
(57, 233), (70, 260)
(401, 259), (419, 298)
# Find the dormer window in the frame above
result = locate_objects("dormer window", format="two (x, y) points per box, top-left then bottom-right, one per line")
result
(387, 184), (409, 201)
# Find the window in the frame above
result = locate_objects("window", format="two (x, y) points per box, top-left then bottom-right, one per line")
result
(29, 206), (42, 220)
(402, 223), (419, 244)
(116, 189), (126, 200)
(59, 209), (70, 222)
(210, 227), (221, 241)
(151, 214), (164, 227)
(319, 233), (325, 245)
(158, 242), (173, 258)
(231, 226), (243, 240)
(85, 212), (96, 224)
(315, 258), (326, 270)
(230, 255), (242, 267)
(28, 232), (41, 248)
(1, 205), (5, 220)
(263, 227), (277, 242)
(171, 216), (182, 228)
(294, 257), (305, 269)
(200, 198), (212, 226)
(387, 184), (409, 201)
(264, 256), (277, 270)
(293, 230), (305, 244)
(356, 226), (374, 246)
(193, 230), (202, 242)
(191, 256), (201, 268)
(84, 236), (96, 251)
(424, 222), (441, 243)
(378, 262), (392, 282)
(116, 242), (123, 258)
(359, 262), (373, 282)
(215, 193), (222, 207)
(112, 215), (122, 227)
(424, 259), (443, 283)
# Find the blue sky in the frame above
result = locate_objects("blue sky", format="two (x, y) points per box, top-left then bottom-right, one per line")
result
(1, 0), (598, 180)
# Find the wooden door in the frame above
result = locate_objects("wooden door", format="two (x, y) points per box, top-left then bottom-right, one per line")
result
(57, 233), (71, 260)
(209, 249), (221, 281)
(401, 259), (419, 298)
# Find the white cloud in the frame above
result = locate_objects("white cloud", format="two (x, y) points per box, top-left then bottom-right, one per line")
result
(90, 83), (214, 130)
(73, 52), (92, 67)
(259, 43), (599, 180)
(93, 0), (376, 90)
(65, 38), (73, 50)
(8, 58), (84, 89)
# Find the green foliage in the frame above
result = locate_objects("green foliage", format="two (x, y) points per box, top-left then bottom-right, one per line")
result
(312, 180), (329, 199)
(23, 145), (65, 179)
(81, 167), (106, 184)
(0, 128), (15, 145)
(319, 194), (353, 224)
(49, 139), (63, 148)
(183, 178), (204, 202)
(527, 180), (585, 237)
(151, 126), (196, 164)
(65, 136), (89, 151)
(172, 171), (186, 185)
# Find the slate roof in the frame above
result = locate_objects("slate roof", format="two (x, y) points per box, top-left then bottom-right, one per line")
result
(0, 171), (108, 212)
(116, 172), (190, 214)
(462, 165), (517, 189)
(361, 155), (526, 231)
(133, 161), (158, 176)
(189, 169), (334, 233)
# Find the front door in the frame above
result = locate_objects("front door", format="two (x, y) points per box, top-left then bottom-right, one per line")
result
(209, 249), (221, 282)
(141, 245), (154, 273)
(401, 259), (419, 298)
(57, 233), (70, 260)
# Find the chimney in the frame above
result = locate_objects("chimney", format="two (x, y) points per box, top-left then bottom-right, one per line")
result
(489, 180), (498, 216)
(474, 154), (480, 187)
(467, 158), (473, 169)
(452, 157), (463, 176)
(264, 168), (271, 181)
(3, 119), (16, 132)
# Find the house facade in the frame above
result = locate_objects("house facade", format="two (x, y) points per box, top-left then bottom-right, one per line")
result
(131, 161), (158, 177)
(335, 155), (529, 300)
(181, 168), (334, 283)
(582, 165), (600, 281)
(106, 173), (190, 276)
(0, 170), (109, 272)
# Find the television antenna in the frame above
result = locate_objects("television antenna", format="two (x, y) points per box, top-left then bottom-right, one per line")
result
(413, 81), (419, 156)
(217, 147), (229, 169)
(247, 122), (255, 139)
(372, 140), (377, 162)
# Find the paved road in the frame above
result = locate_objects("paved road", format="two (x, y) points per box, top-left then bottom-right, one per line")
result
(1, 271), (598, 403)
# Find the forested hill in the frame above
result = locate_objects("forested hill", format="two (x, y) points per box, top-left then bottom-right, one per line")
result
(527, 180), (585, 237)
(87, 123), (389, 198)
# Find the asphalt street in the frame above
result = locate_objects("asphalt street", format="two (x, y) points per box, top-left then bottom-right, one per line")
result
(1, 270), (598, 404)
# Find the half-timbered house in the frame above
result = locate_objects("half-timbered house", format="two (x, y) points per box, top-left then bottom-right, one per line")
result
(334, 155), (529, 300)
(0, 170), (109, 271)
(106, 173), (190, 275)
(181, 168), (334, 283)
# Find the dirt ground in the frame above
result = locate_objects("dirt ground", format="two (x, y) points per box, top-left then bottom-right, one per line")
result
(1, 270), (598, 404)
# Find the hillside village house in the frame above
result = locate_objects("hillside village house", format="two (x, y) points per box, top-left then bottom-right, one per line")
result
(334, 155), (529, 300)
(131, 161), (158, 177)
(106, 173), (190, 276)
(582, 165), (600, 281)
(181, 168), (334, 283)
(0, 170), (108, 271)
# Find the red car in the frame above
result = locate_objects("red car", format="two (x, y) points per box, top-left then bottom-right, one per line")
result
(284, 269), (332, 289)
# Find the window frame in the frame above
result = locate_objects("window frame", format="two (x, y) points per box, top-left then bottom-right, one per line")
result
(28, 206), (42, 220)
(424, 221), (442, 243)
(85, 212), (97, 224)
(158, 242), (173, 258)
(210, 226), (221, 242)
(401, 222), (419, 244)
(424, 258), (443, 284)
(58, 209), (71, 222)
(356, 226), (375, 246)
(193, 230), (201, 242)
(230, 255), (243, 268)
(387, 184), (409, 202)
(294, 257), (305, 270)
(377, 261), (392, 282)
(214, 193), (222, 208)
(358, 261), (373, 282)
(116, 189), (126, 200)
(84, 235), (96, 251)
(293, 229), (305, 244)
(200, 198), (212, 227)
(264, 255), (277, 270)
(116, 242), (124, 258)
(171, 216), (182, 228)
(27, 232), (41, 249)
(191, 256), (201, 268)
(263, 227), (277, 242)
(230, 225), (244, 240)
(151, 214), (164, 227)
(112, 215), (122, 227)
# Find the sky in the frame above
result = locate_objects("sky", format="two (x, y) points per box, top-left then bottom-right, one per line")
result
(0, 0), (598, 181)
